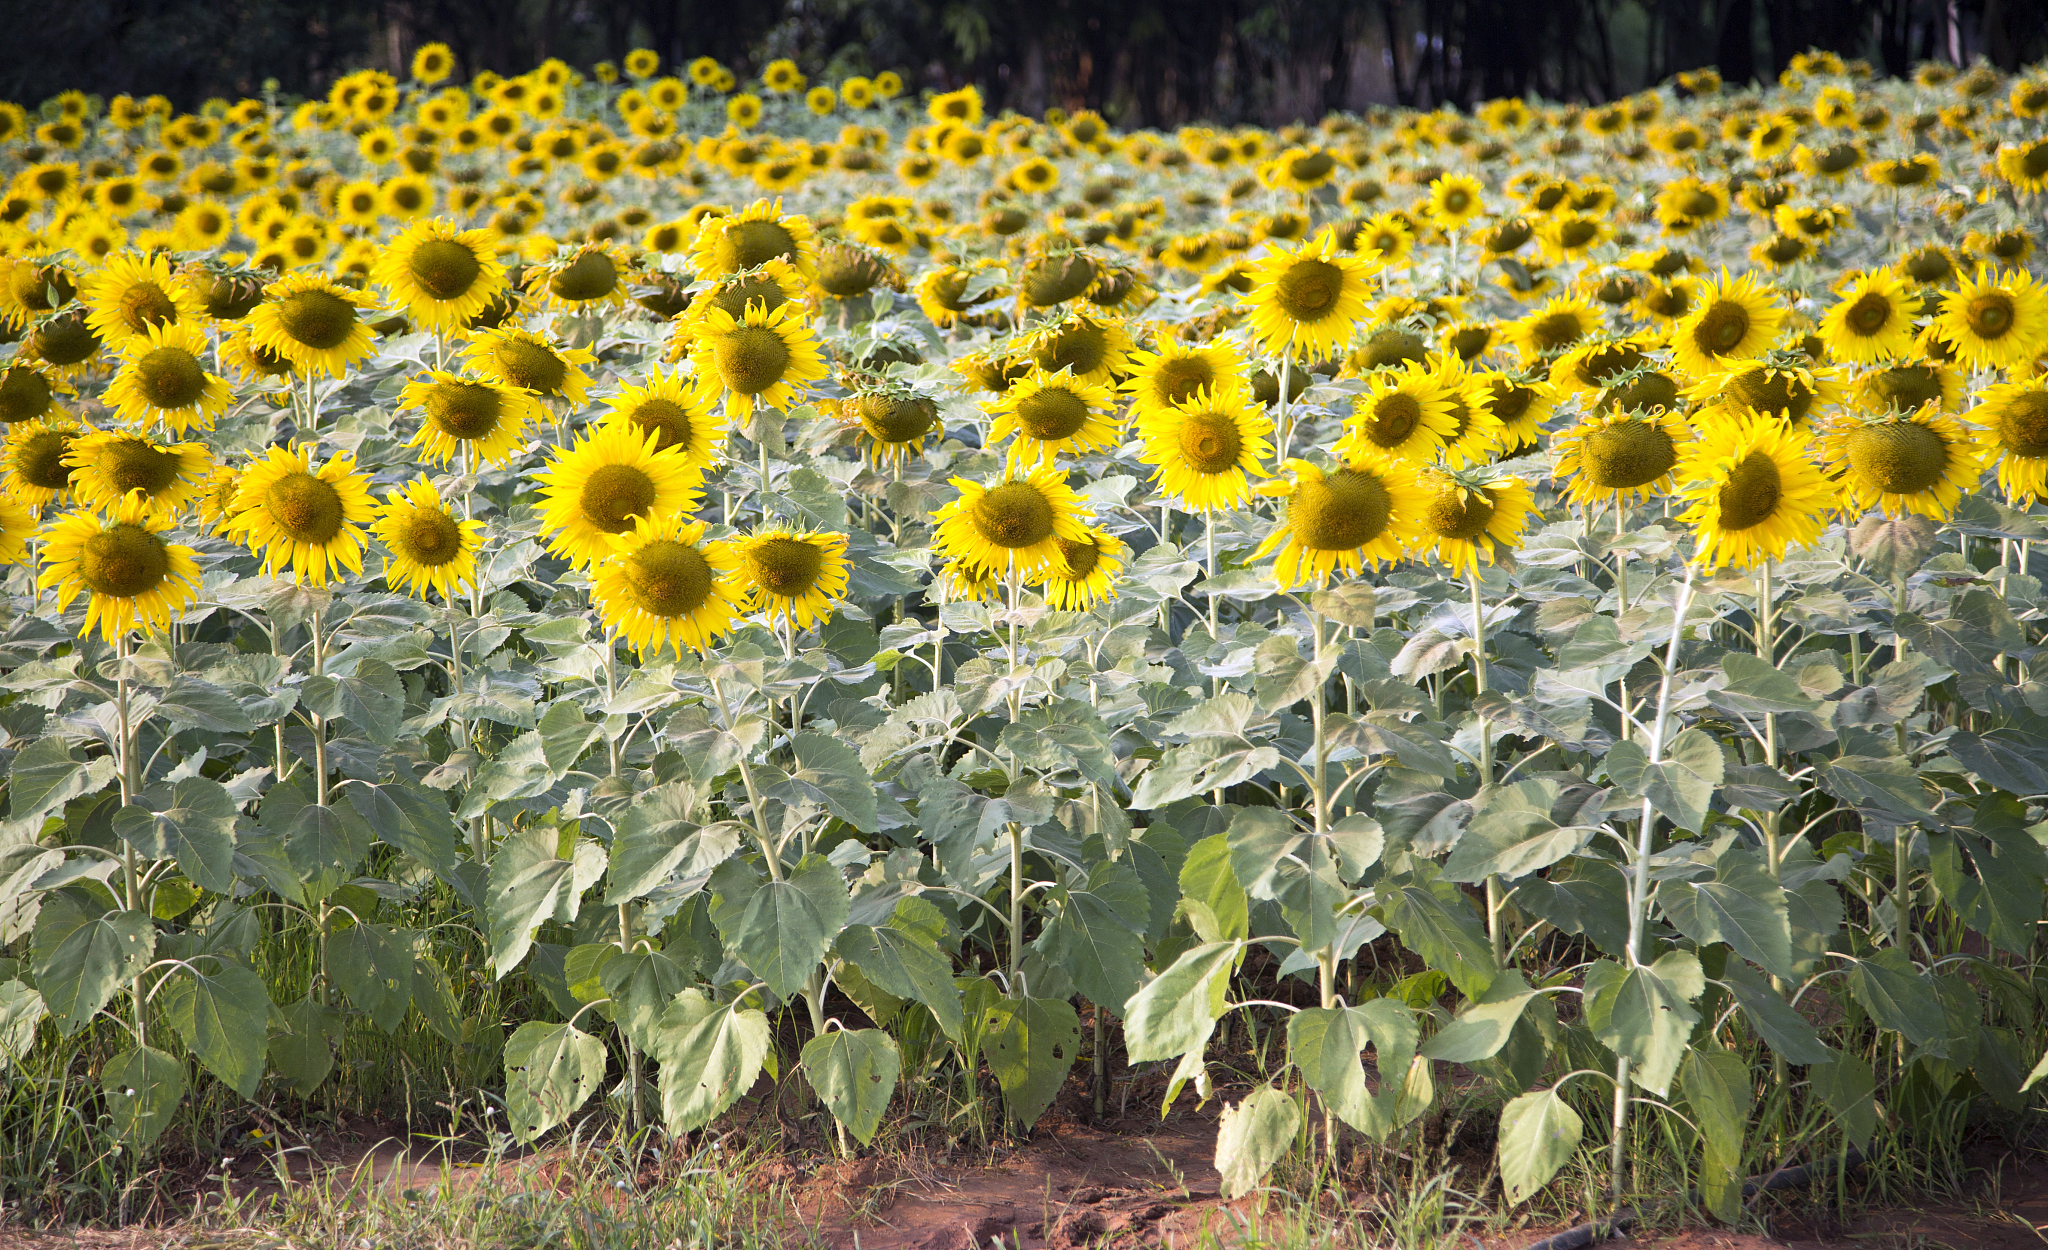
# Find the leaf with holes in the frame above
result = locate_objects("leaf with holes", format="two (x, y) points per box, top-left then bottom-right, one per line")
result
(802, 1027), (900, 1146)
(504, 1020), (606, 1144)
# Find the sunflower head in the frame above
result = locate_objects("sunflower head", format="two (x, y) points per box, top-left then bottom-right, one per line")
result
(1822, 405), (1982, 520)
(734, 528), (850, 629)
(40, 491), (203, 643)
(0, 365), (59, 425)
(1674, 413), (1838, 569)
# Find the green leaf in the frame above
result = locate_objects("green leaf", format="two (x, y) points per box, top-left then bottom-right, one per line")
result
(1421, 971), (1541, 1063)
(328, 923), (415, 1033)
(1713, 653), (1820, 716)
(787, 732), (879, 832)
(605, 788), (740, 905)
(600, 947), (692, 1054)
(0, 980), (48, 1071)
(504, 1020), (606, 1144)
(979, 993), (1081, 1131)
(537, 700), (600, 777)
(156, 677), (258, 734)
(286, 802), (374, 905)
(1605, 727), (1723, 834)
(344, 781), (459, 878)
(1845, 949), (1944, 1046)
(267, 994), (342, 1096)
(31, 896), (154, 1035)
(1497, 1087), (1584, 1205)
(9, 737), (117, 821)
(1659, 850), (1794, 979)
(1039, 860), (1147, 1015)
(1441, 780), (1586, 882)
(113, 777), (238, 894)
(1812, 1051), (1877, 1146)
(835, 915), (964, 1043)
(1378, 879), (1499, 998)
(1122, 941), (1239, 1063)
(1849, 512), (1938, 580)
(1818, 756), (1933, 825)
(1681, 1047), (1751, 1221)
(711, 853), (848, 1002)
(802, 1027), (900, 1146)
(101, 1046), (188, 1147)
(300, 659), (405, 744)
(1215, 1084), (1300, 1200)
(1582, 952), (1703, 1096)
(1179, 834), (1248, 943)
(487, 825), (607, 978)
(160, 959), (269, 1098)
(1722, 962), (1832, 1065)
(652, 993), (771, 1133)
(2020, 1047), (2048, 1094)
(1288, 1007), (1371, 1131)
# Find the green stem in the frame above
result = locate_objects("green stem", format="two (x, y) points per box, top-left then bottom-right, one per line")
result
(711, 674), (783, 882)
(1469, 566), (1506, 963)
(117, 634), (145, 1051)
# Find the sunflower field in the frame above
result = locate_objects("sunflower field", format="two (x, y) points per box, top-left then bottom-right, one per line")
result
(3, 40), (2048, 1229)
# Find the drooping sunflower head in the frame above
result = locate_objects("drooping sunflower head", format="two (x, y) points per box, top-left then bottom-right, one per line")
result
(837, 390), (940, 466)
(1025, 312), (1137, 387)
(1967, 381), (2048, 504)
(1933, 266), (2048, 373)
(733, 528), (850, 631)
(687, 301), (829, 422)
(602, 369), (725, 474)
(1242, 227), (1379, 360)
(1819, 405), (1984, 520)
(931, 466), (1094, 577)
(1134, 385), (1274, 511)
(399, 370), (540, 466)
(1037, 526), (1126, 611)
(82, 252), (204, 346)
(988, 366), (1122, 468)
(1547, 335), (1657, 397)
(65, 429), (211, 517)
(1415, 467), (1536, 574)
(370, 217), (507, 331)
(0, 363), (65, 427)
(1252, 452), (1425, 587)
(1670, 270), (1786, 378)
(524, 240), (632, 310)
(1121, 341), (1249, 418)
(461, 325), (597, 407)
(246, 272), (378, 379)
(1673, 412), (1839, 570)
(222, 443), (377, 585)
(1333, 361), (1458, 464)
(1479, 371), (1556, 451)
(1690, 352), (1842, 426)
(533, 422), (700, 569)
(591, 512), (744, 657)
(1552, 408), (1688, 505)
(38, 491), (203, 644)
(104, 320), (231, 436)
(682, 258), (808, 327)
(371, 477), (484, 601)
(689, 198), (818, 282)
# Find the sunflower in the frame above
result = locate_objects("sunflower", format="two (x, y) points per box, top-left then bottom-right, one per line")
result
(3, 416), (82, 508)
(1241, 226), (1379, 361)
(1931, 266), (2048, 373)
(1547, 335), (1658, 398)
(524, 241), (632, 311)
(1037, 527), (1125, 610)
(916, 263), (1000, 328)
(1994, 139), (2048, 195)
(1688, 354), (1844, 426)
(687, 302), (829, 423)
(1552, 408), (1688, 504)
(1503, 296), (1602, 362)
(65, 430), (210, 516)
(938, 556), (1003, 602)
(462, 326), (597, 407)
(1818, 270), (1918, 363)
(591, 513), (745, 657)
(192, 463), (242, 534)
(1134, 386), (1273, 511)
(102, 322), (232, 437)
(732, 528), (849, 631)
(0, 362), (67, 427)
(1433, 359), (1509, 468)
(246, 273), (378, 378)
(1334, 362), (1458, 464)
(39, 491), (202, 644)
(1478, 371), (1555, 451)
(987, 366), (1122, 467)
(1415, 468), (1536, 574)
(1818, 405), (1984, 520)
(223, 443), (376, 585)
(931, 467), (1094, 577)
(370, 217), (507, 332)
(371, 478), (483, 601)
(1669, 270), (1786, 377)
(1121, 341), (1249, 419)
(1965, 381), (2048, 503)
(1426, 174), (1487, 231)
(1252, 452), (1424, 587)
(679, 258), (809, 329)
(0, 494), (30, 566)
(220, 324), (299, 389)
(1535, 212), (1611, 263)
(689, 198), (819, 283)
(1352, 212), (1416, 266)
(81, 252), (204, 346)
(1025, 312), (1136, 387)
(834, 391), (940, 466)
(398, 371), (540, 466)
(1673, 413), (1837, 570)
(533, 423), (699, 568)
(602, 370), (725, 476)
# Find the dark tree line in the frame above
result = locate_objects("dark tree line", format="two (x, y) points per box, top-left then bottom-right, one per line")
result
(2, 0), (2043, 124)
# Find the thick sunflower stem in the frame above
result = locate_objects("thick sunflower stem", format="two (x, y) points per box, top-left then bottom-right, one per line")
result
(711, 674), (782, 882)
(602, 627), (622, 776)
(1467, 566), (1507, 961)
(1006, 558), (1023, 724)
(117, 634), (145, 1051)
(1757, 560), (1777, 768)
(1008, 821), (1026, 990)
(1613, 499), (1628, 612)
(311, 605), (329, 810)
(1628, 561), (1696, 967)
(1608, 1055), (1632, 1208)
(618, 900), (642, 1130)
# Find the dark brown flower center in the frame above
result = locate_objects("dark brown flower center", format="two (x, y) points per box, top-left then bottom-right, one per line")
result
(494, 336), (569, 395)
(714, 326), (791, 394)
(1580, 421), (1676, 488)
(627, 539), (714, 615)
(0, 366), (53, 423)
(1274, 258), (1343, 320)
(399, 508), (464, 565)
(550, 250), (619, 302)
(1846, 292), (1893, 335)
(579, 463), (658, 532)
(1425, 484), (1496, 540)
(80, 524), (170, 597)
(265, 470), (345, 542)
(723, 220), (800, 271)
(275, 288), (358, 349)
(1996, 390), (2048, 458)
(1715, 450), (1783, 530)
(972, 482), (1056, 548)
(408, 239), (483, 300)
(1846, 422), (1949, 494)
(425, 382), (504, 439)
(1693, 300), (1750, 354)
(747, 536), (824, 595)
(1965, 292), (2015, 340)
(1289, 468), (1392, 551)
(132, 348), (208, 409)
(1364, 393), (1423, 447)
(1015, 386), (1091, 441)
